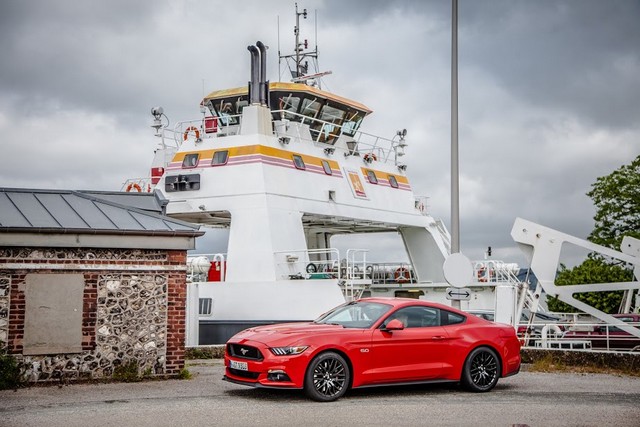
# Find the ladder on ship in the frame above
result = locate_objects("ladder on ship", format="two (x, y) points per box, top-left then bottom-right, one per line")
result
(339, 249), (371, 301)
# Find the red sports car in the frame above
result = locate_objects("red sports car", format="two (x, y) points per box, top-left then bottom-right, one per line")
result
(223, 298), (521, 401)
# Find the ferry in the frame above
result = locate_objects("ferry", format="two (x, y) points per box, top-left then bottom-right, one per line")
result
(125, 6), (529, 345)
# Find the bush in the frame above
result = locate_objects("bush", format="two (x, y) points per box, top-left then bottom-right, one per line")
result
(112, 360), (144, 383)
(0, 344), (23, 390)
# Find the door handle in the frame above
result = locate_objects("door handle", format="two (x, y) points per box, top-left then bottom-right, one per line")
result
(431, 336), (446, 341)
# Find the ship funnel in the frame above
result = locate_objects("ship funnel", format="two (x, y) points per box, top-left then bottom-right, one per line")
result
(247, 45), (261, 105)
(256, 41), (269, 106)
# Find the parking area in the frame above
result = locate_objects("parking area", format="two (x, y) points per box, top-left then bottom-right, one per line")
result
(1, 359), (639, 426)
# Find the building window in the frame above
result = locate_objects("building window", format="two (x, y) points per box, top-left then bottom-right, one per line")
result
(199, 298), (213, 316)
(182, 153), (200, 168)
(293, 154), (306, 170)
(366, 170), (378, 184)
(388, 175), (399, 188)
(322, 160), (333, 175)
(211, 150), (229, 166)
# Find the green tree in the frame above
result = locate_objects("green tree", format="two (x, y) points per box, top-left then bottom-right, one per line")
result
(549, 155), (639, 313)
(587, 154), (640, 250)
(547, 258), (633, 313)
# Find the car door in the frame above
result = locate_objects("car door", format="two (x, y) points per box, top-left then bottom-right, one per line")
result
(364, 306), (450, 385)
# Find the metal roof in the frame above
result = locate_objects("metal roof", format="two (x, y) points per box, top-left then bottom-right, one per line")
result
(203, 82), (373, 115)
(0, 188), (202, 236)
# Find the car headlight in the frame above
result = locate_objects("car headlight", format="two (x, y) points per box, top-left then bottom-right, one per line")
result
(269, 346), (309, 356)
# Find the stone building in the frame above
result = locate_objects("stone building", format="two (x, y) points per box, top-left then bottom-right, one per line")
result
(0, 188), (203, 382)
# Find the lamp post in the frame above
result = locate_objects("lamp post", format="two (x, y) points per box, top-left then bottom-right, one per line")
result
(450, 0), (461, 309)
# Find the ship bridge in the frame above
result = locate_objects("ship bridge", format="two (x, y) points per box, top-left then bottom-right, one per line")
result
(203, 82), (372, 145)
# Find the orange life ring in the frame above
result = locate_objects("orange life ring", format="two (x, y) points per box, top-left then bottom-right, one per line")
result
(394, 267), (411, 283)
(125, 183), (142, 193)
(183, 126), (200, 141)
(364, 153), (377, 163)
(477, 267), (487, 282)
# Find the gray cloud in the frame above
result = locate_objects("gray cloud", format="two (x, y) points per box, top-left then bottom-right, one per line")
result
(0, 0), (637, 267)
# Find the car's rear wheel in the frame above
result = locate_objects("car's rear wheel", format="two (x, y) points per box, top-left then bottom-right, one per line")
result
(304, 351), (350, 402)
(461, 346), (500, 392)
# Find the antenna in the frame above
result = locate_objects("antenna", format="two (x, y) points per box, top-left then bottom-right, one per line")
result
(277, 15), (281, 82)
(279, 3), (329, 88)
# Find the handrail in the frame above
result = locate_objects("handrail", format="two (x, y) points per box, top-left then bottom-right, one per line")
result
(271, 109), (401, 164)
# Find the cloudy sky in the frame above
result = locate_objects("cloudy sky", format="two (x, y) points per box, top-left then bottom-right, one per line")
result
(0, 0), (638, 266)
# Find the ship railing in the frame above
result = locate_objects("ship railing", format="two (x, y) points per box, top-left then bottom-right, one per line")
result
(271, 110), (400, 164)
(520, 320), (640, 353)
(414, 195), (429, 216)
(366, 262), (416, 286)
(472, 260), (521, 283)
(168, 115), (243, 146)
(120, 177), (153, 193)
(274, 248), (342, 281)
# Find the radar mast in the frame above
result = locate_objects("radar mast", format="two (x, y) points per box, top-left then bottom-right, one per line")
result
(278, 3), (331, 88)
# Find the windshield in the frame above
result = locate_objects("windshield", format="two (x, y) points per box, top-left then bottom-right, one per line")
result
(315, 301), (392, 328)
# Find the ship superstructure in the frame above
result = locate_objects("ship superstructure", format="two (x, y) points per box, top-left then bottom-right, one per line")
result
(125, 10), (527, 344)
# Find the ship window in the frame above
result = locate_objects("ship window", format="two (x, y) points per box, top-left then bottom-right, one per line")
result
(210, 99), (242, 125)
(322, 160), (332, 175)
(199, 298), (213, 316)
(341, 111), (364, 137)
(366, 170), (378, 184)
(212, 150), (229, 166)
(388, 175), (399, 188)
(182, 153), (200, 168)
(278, 94), (301, 119)
(317, 104), (346, 143)
(293, 154), (306, 170)
(301, 97), (321, 119)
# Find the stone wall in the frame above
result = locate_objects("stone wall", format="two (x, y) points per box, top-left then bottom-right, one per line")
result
(0, 273), (9, 348)
(0, 247), (188, 382)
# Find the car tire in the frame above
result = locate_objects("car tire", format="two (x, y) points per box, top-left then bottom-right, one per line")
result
(304, 351), (350, 402)
(461, 346), (501, 392)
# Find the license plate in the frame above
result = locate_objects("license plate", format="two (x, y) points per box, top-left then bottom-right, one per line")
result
(230, 360), (248, 371)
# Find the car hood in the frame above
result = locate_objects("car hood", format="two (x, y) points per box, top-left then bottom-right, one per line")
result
(230, 322), (348, 345)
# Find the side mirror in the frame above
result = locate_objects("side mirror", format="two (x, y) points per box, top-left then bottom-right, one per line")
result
(383, 319), (405, 331)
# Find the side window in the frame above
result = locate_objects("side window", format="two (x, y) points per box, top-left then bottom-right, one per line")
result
(199, 298), (213, 316)
(366, 170), (378, 184)
(341, 111), (363, 137)
(321, 160), (333, 175)
(388, 175), (399, 188)
(383, 306), (440, 328)
(292, 154), (306, 170)
(442, 310), (466, 326)
(278, 95), (301, 119)
(182, 153), (200, 168)
(211, 150), (229, 166)
(300, 97), (321, 118)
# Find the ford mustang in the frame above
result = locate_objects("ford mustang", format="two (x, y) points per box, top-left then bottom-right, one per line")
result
(223, 298), (521, 401)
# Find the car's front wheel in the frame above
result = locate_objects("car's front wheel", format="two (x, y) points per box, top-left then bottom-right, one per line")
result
(304, 351), (350, 402)
(461, 346), (501, 392)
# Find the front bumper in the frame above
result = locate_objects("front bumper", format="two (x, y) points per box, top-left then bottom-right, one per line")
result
(223, 340), (311, 389)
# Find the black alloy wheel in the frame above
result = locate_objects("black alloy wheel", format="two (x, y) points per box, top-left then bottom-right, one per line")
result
(461, 347), (500, 392)
(304, 351), (350, 402)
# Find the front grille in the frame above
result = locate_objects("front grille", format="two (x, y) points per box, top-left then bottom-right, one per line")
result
(229, 368), (260, 379)
(227, 344), (264, 361)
